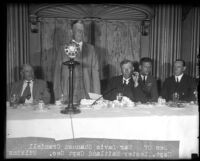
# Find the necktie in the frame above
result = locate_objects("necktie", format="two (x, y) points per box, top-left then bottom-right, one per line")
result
(176, 77), (179, 83)
(22, 82), (31, 100)
(143, 76), (146, 84)
(123, 79), (129, 85)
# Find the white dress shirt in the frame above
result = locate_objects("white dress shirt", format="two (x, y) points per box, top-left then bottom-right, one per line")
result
(123, 77), (131, 85)
(141, 75), (147, 81)
(175, 73), (184, 83)
(72, 40), (83, 51)
(21, 80), (33, 103)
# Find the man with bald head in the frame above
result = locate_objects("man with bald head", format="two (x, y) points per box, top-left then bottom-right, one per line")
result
(10, 64), (50, 104)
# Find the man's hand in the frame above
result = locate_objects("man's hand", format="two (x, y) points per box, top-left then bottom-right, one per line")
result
(132, 71), (139, 87)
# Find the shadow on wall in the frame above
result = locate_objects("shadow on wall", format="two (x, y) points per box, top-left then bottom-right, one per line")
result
(157, 79), (162, 96)
(151, 59), (163, 96)
(100, 63), (110, 94)
(185, 61), (199, 78)
(100, 63), (117, 94)
(34, 66), (44, 79)
(7, 66), (21, 100)
(14, 66), (21, 81)
(159, 61), (176, 96)
(95, 45), (109, 94)
(133, 61), (139, 72)
(34, 66), (55, 104)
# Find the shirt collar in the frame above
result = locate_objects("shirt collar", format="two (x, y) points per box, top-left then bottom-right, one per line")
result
(123, 77), (131, 84)
(140, 74), (147, 79)
(24, 79), (33, 84)
(123, 77), (131, 81)
(175, 73), (184, 81)
(72, 39), (83, 46)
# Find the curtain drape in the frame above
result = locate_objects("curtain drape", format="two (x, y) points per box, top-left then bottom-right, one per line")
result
(40, 18), (92, 82)
(6, 4), (30, 100)
(149, 5), (182, 82)
(94, 21), (141, 79)
(187, 7), (200, 78)
(40, 19), (141, 96)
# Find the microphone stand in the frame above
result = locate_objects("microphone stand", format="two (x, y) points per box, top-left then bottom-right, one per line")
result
(61, 58), (81, 114)
(91, 87), (117, 106)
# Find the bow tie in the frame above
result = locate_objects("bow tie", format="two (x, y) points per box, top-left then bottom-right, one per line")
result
(72, 40), (81, 46)
(123, 79), (130, 85)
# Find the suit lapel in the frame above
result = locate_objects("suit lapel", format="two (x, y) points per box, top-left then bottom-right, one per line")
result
(146, 75), (149, 83)
(18, 81), (24, 96)
(179, 74), (185, 84)
(173, 76), (177, 83)
(129, 77), (135, 88)
(139, 75), (143, 84)
(117, 75), (123, 88)
(139, 74), (146, 87)
(173, 76), (180, 92)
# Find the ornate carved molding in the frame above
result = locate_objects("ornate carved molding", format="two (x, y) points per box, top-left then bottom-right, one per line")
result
(29, 4), (154, 21)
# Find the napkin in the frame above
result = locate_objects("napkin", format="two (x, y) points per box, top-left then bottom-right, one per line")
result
(88, 93), (102, 100)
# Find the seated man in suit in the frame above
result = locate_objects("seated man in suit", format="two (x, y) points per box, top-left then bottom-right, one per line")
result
(161, 59), (197, 102)
(104, 59), (146, 103)
(138, 57), (158, 102)
(10, 64), (50, 104)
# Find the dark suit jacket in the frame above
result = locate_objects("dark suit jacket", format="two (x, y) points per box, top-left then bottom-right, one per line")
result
(161, 74), (197, 102)
(103, 75), (146, 103)
(10, 79), (50, 104)
(138, 74), (158, 102)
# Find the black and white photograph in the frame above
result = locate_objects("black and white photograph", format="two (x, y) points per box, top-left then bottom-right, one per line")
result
(5, 2), (199, 159)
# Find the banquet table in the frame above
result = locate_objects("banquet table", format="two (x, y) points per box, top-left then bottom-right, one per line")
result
(6, 103), (199, 159)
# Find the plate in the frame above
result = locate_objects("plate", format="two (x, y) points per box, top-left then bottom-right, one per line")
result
(167, 102), (185, 108)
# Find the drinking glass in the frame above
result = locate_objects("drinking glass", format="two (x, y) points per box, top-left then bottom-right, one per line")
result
(172, 92), (179, 103)
(10, 94), (19, 108)
(116, 93), (123, 102)
(194, 90), (198, 104)
(60, 94), (65, 104)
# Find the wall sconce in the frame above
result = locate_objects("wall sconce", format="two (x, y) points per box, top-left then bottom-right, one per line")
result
(140, 20), (150, 36)
(30, 14), (39, 33)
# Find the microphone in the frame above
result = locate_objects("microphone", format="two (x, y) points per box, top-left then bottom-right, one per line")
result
(91, 87), (117, 106)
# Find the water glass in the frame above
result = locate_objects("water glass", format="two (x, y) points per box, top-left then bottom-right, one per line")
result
(172, 92), (179, 103)
(194, 90), (198, 104)
(10, 94), (19, 108)
(116, 93), (123, 102)
(38, 100), (45, 110)
(60, 94), (65, 104)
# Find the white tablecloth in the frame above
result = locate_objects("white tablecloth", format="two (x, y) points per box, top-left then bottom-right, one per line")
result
(6, 103), (199, 158)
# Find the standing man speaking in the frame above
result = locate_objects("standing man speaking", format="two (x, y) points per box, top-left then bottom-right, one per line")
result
(53, 20), (101, 104)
